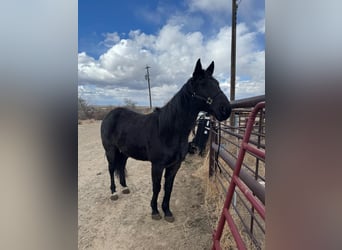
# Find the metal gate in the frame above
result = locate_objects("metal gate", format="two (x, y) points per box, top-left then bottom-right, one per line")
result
(209, 97), (265, 249)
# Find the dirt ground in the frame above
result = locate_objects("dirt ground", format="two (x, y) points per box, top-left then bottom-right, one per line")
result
(78, 120), (214, 250)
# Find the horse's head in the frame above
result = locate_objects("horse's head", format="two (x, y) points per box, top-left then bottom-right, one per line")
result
(188, 59), (231, 121)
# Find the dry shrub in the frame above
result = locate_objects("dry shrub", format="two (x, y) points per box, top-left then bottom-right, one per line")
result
(193, 153), (236, 249)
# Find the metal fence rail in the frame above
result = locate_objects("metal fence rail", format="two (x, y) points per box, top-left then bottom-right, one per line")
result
(209, 96), (265, 250)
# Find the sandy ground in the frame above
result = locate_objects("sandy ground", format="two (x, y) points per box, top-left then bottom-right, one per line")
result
(78, 120), (213, 250)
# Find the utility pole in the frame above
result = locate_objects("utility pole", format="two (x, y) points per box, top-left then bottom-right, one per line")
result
(230, 0), (238, 127)
(145, 65), (152, 109)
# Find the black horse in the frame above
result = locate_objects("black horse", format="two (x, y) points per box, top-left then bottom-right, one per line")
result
(101, 59), (231, 222)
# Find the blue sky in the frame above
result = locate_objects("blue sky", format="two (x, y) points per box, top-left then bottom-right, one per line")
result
(78, 0), (265, 106)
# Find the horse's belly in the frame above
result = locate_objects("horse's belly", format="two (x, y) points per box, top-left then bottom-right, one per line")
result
(114, 129), (149, 161)
(121, 145), (149, 161)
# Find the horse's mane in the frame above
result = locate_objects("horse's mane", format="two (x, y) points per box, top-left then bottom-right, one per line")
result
(157, 81), (196, 137)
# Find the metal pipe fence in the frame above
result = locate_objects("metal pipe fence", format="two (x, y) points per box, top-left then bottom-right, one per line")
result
(209, 96), (265, 250)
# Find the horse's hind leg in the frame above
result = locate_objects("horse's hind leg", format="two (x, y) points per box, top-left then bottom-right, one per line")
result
(117, 153), (130, 194)
(105, 147), (119, 200)
(108, 163), (119, 200)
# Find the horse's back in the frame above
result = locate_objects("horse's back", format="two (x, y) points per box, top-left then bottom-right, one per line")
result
(102, 107), (154, 130)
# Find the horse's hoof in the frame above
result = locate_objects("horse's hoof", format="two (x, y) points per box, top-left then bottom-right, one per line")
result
(110, 192), (118, 201)
(151, 213), (162, 220)
(122, 187), (130, 194)
(164, 215), (175, 223)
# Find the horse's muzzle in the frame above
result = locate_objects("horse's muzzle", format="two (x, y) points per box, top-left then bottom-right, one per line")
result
(216, 104), (231, 121)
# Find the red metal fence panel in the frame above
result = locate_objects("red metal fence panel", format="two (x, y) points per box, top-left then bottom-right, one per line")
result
(210, 100), (265, 250)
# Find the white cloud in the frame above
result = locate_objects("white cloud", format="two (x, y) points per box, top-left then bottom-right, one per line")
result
(78, 22), (264, 106)
(167, 13), (205, 31)
(187, 0), (231, 13)
(255, 18), (265, 34)
(100, 32), (121, 47)
(78, 52), (114, 84)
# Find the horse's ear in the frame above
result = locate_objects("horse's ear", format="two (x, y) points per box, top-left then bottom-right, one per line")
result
(192, 58), (203, 78)
(206, 61), (214, 76)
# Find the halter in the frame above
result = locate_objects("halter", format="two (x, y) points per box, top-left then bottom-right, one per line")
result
(187, 78), (224, 105)
(191, 90), (223, 105)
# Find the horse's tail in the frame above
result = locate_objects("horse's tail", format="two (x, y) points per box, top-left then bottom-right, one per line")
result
(116, 159), (128, 178)
(103, 145), (128, 178)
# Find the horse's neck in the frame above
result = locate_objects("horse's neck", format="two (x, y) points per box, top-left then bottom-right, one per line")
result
(159, 85), (199, 138)
(175, 97), (198, 136)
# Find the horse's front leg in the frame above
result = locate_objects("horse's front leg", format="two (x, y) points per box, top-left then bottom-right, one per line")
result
(162, 163), (181, 222)
(150, 164), (163, 220)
